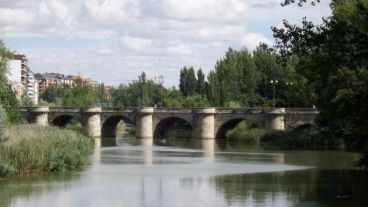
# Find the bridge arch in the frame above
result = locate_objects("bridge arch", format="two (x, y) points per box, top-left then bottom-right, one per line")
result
(50, 115), (81, 128)
(153, 117), (193, 138)
(216, 118), (259, 139)
(101, 115), (134, 138)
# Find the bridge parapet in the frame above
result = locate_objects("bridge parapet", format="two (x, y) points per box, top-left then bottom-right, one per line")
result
(215, 107), (269, 114)
(285, 108), (319, 114)
(18, 106), (319, 139)
(49, 107), (82, 113)
(101, 107), (136, 113)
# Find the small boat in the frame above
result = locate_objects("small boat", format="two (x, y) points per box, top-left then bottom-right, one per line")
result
(159, 139), (167, 144)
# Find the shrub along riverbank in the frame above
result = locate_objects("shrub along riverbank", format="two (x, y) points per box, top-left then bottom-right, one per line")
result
(0, 124), (93, 178)
(226, 121), (345, 150)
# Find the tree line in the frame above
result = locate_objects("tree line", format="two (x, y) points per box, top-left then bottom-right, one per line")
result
(1, 0), (367, 167)
(110, 45), (315, 108)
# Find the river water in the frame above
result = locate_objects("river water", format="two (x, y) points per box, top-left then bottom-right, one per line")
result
(1, 134), (368, 207)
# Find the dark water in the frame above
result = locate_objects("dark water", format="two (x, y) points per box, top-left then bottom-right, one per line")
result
(1, 134), (368, 207)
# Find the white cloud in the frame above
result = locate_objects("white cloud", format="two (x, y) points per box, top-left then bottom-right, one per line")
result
(241, 33), (272, 50)
(167, 44), (192, 56)
(84, 0), (140, 23)
(120, 35), (152, 50)
(0, 0), (332, 86)
(158, 0), (249, 23)
(38, 0), (73, 28)
(0, 8), (33, 26)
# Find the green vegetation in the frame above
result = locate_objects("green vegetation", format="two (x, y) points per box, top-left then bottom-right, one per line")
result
(226, 121), (268, 145)
(272, 0), (368, 168)
(226, 123), (345, 150)
(0, 41), (21, 123)
(0, 124), (93, 178)
(41, 83), (103, 107)
(0, 105), (7, 143)
(260, 126), (345, 150)
(65, 118), (83, 132)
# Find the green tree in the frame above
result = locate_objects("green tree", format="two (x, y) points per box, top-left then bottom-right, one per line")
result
(182, 95), (209, 107)
(272, 0), (368, 162)
(196, 69), (206, 96)
(62, 84), (97, 106)
(41, 83), (98, 107)
(42, 84), (64, 105)
(179, 66), (197, 96)
(0, 40), (21, 123)
(163, 87), (184, 107)
(20, 95), (34, 107)
(207, 47), (261, 106)
(112, 72), (167, 107)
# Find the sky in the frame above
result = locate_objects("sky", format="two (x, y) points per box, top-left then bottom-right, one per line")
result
(0, 0), (331, 87)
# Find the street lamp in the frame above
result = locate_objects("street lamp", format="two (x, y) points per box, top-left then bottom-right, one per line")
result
(286, 81), (294, 108)
(153, 75), (164, 107)
(270, 79), (278, 108)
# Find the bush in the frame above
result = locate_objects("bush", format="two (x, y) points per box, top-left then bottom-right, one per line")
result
(260, 125), (342, 149)
(0, 105), (7, 143)
(226, 121), (268, 145)
(0, 124), (93, 177)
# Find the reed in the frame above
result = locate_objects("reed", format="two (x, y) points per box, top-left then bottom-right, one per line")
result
(0, 124), (93, 177)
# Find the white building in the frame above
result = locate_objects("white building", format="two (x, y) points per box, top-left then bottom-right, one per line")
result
(7, 55), (27, 100)
(7, 54), (38, 105)
(27, 71), (38, 105)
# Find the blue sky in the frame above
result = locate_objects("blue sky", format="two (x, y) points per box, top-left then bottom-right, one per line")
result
(0, 0), (331, 87)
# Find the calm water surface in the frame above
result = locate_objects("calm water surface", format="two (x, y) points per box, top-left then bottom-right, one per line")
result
(1, 134), (368, 207)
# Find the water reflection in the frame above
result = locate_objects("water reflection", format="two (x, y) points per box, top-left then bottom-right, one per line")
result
(212, 169), (368, 207)
(136, 138), (153, 166)
(199, 139), (216, 162)
(1, 133), (368, 207)
(100, 137), (117, 147)
(0, 172), (80, 207)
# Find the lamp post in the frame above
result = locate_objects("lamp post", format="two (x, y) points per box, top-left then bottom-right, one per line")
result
(270, 79), (278, 108)
(286, 81), (294, 108)
(153, 75), (164, 107)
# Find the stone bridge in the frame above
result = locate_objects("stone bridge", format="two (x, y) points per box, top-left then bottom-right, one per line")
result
(19, 107), (319, 139)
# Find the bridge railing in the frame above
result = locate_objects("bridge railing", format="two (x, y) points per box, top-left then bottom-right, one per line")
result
(18, 106), (319, 114)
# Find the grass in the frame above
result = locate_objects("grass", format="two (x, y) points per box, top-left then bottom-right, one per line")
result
(226, 121), (269, 145)
(0, 124), (93, 178)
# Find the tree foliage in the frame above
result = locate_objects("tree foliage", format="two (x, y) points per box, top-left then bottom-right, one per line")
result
(179, 66), (197, 96)
(112, 72), (166, 107)
(207, 48), (261, 106)
(41, 83), (100, 107)
(0, 40), (21, 123)
(272, 0), (368, 155)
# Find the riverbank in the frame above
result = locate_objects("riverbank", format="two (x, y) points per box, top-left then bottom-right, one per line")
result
(227, 121), (344, 150)
(0, 124), (93, 178)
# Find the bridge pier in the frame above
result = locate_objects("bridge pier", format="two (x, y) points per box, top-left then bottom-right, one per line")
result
(83, 107), (102, 138)
(136, 107), (154, 139)
(264, 108), (285, 130)
(32, 107), (49, 126)
(195, 108), (216, 139)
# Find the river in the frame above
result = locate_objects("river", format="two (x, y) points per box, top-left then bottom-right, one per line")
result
(1, 133), (368, 207)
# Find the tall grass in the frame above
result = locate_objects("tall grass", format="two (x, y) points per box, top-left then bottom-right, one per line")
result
(0, 105), (7, 143)
(0, 124), (93, 177)
(226, 121), (269, 145)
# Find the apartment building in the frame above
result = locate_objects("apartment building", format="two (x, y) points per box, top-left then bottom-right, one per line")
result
(35, 72), (97, 100)
(27, 71), (39, 105)
(7, 54), (30, 100)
